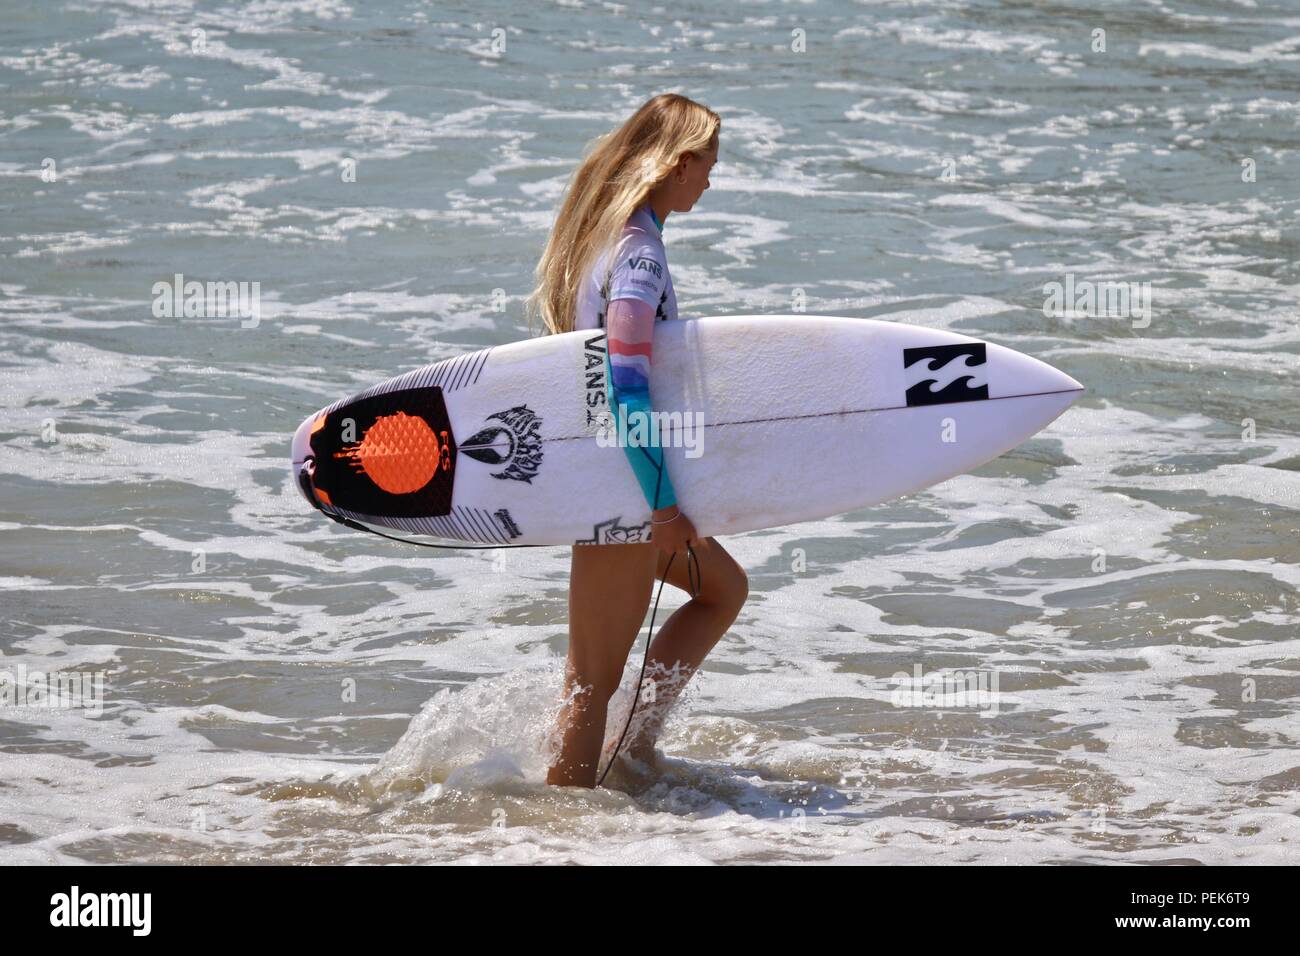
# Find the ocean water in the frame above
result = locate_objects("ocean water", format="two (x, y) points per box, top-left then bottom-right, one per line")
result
(2, 0), (1298, 864)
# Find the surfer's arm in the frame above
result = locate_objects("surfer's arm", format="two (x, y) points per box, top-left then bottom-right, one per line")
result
(605, 295), (678, 512)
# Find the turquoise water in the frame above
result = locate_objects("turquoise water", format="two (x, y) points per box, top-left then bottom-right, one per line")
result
(1, 0), (1297, 863)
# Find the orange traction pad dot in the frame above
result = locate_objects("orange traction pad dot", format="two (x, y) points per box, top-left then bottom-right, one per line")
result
(335, 411), (441, 494)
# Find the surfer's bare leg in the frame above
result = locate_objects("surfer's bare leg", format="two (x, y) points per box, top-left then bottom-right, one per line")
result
(625, 537), (747, 762)
(547, 541), (657, 787)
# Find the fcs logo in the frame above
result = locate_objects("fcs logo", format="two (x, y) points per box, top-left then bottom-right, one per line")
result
(903, 343), (989, 406)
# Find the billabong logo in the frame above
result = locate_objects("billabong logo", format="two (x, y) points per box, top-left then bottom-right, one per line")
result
(462, 405), (543, 483)
(903, 343), (989, 406)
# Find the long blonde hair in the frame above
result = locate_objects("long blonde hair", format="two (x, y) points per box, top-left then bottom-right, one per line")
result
(525, 93), (720, 336)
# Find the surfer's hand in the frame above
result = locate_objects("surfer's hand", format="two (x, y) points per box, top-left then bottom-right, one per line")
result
(650, 505), (697, 555)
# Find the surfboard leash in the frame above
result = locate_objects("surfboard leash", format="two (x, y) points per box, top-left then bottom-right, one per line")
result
(322, 504), (701, 789)
(319, 508), (545, 550)
(595, 544), (700, 788)
(299, 459), (702, 788)
(297, 456), (539, 549)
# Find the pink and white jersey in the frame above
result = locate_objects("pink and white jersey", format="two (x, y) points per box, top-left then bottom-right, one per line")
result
(572, 202), (681, 511)
(574, 203), (677, 330)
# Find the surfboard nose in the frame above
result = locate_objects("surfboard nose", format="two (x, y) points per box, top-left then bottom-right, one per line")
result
(1036, 354), (1085, 394)
(984, 342), (1085, 400)
(291, 411), (318, 466)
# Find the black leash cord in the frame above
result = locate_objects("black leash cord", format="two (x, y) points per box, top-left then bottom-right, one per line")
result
(595, 543), (700, 788)
(314, 498), (703, 789)
(322, 509), (546, 549)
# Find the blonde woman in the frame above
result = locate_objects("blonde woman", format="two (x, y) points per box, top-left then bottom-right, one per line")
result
(527, 94), (749, 788)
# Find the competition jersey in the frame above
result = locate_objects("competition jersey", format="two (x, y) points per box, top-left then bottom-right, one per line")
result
(574, 203), (680, 512)
(575, 203), (677, 329)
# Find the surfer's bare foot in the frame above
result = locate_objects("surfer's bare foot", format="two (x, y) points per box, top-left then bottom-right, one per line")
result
(608, 747), (659, 791)
(624, 739), (660, 772)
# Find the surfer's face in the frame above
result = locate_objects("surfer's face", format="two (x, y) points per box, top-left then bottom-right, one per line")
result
(675, 138), (717, 212)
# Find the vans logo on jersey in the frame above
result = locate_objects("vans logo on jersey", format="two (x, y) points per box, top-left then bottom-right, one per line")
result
(626, 256), (662, 279)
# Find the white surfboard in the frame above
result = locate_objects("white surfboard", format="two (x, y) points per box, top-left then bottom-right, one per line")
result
(290, 316), (1083, 545)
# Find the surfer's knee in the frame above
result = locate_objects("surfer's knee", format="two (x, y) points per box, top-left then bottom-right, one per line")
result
(724, 566), (749, 617)
(701, 560), (747, 620)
